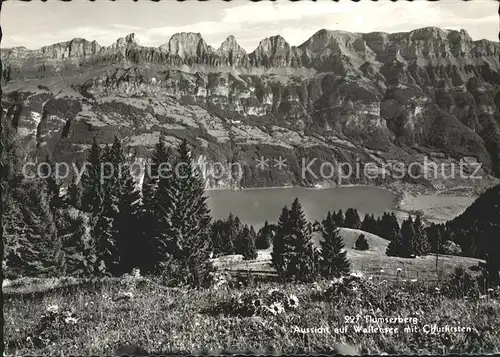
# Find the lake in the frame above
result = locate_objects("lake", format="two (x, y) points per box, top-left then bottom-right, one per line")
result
(206, 186), (398, 228)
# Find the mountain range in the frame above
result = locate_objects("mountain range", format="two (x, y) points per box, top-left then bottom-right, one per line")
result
(2, 27), (500, 191)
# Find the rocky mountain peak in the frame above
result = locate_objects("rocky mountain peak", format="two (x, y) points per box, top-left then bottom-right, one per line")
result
(254, 35), (291, 54)
(167, 32), (208, 58)
(219, 35), (246, 55)
(249, 35), (301, 67)
(39, 37), (102, 60)
(113, 32), (140, 49)
(2, 26), (499, 75)
(406, 26), (450, 41)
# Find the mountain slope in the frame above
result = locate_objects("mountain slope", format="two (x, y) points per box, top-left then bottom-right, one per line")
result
(2, 27), (499, 191)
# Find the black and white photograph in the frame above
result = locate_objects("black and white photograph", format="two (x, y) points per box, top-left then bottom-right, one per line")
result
(1, 0), (499, 355)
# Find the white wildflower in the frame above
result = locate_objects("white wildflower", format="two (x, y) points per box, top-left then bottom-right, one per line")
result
(267, 288), (280, 295)
(46, 305), (59, 313)
(331, 277), (344, 285)
(287, 294), (299, 309)
(268, 302), (284, 315)
(64, 317), (79, 324)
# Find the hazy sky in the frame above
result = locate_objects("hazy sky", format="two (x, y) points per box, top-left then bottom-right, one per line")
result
(2, 0), (498, 51)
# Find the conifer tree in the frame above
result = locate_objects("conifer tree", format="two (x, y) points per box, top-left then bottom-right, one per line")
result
(56, 207), (96, 276)
(386, 229), (404, 257)
(41, 154), (62, 210)
(5, 180), (65, 277)
(210, 219), (233, 256)
(81, 137), (103, 214)
(139, 133), (171, 273)
(319, 212), (350, 277)
(344, 208), (361, 229)
(256, 220), (273, 249)
(67, 174), (83, 210)
(92, 137), (128, 276)
(160, 139), (212, 287)
(116, 162), (142, 274)
(272, 206), (294, 279)
(237, 225), (258, 260)
(412, 215), (430, 256)
(286, 198), (318, 282)
(390, 212), (400, 234)
(400, 215), (414, 257)
(361, 214), (378, 234)
(355, 233), (369, 251)
(333, 209), (345, 227)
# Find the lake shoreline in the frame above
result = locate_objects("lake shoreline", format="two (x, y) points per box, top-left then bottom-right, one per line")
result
(205, 182), (481, 227)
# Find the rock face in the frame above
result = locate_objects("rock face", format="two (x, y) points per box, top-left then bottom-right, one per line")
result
(2, 27), (500, 191)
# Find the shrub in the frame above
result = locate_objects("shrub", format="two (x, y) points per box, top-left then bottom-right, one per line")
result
(354, 234), (369, 251)
(442, 240), (462, 256)
(443, 265), (479, 299)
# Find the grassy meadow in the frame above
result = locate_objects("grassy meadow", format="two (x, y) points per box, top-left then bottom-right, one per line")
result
(4, 258), (499, 356)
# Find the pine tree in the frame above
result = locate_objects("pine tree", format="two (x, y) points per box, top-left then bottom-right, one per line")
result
(355, 234), (369, 251)
(256, 220), (273, 250)
(139, 134), (171, 273)
(81, 137), (103, 214)
(272, 206), (294, 279)
(92, 137), (131, 276)
(333, 209), (345, 227)
(237, 225), (258, 260)
(386, 229), (404, 257)
(160, 139), (212, 287)
(67, 174), (83, 210)
(41, 154), (62, 210)
(56, 207), (96, 276)
(390, 212), (400, 234)
(115, 162), (142, 274)
(287, 198), (318, 282)
(319, 212), (350, 277)
(361, 214), (378, 234)
(227, 213), (242, 245)
(210, 219), (232, 256)
(4, 180), (65, 277)
(412, 215), (430, 256)
(400, 215), (414, 257)
(427, 223), (439, 253)
(344, 208), (361, 229)
(378, 212), (400, 240)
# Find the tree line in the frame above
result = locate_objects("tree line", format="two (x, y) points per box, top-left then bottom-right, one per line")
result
(4, 129), (214, 287)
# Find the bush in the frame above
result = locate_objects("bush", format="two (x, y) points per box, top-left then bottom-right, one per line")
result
(354, 234), (369, 251)
(443, 265), (479, 299)
(442, 240), (462, 256)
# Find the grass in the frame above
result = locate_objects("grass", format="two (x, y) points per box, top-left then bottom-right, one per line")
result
(4, 267), (499, 355)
